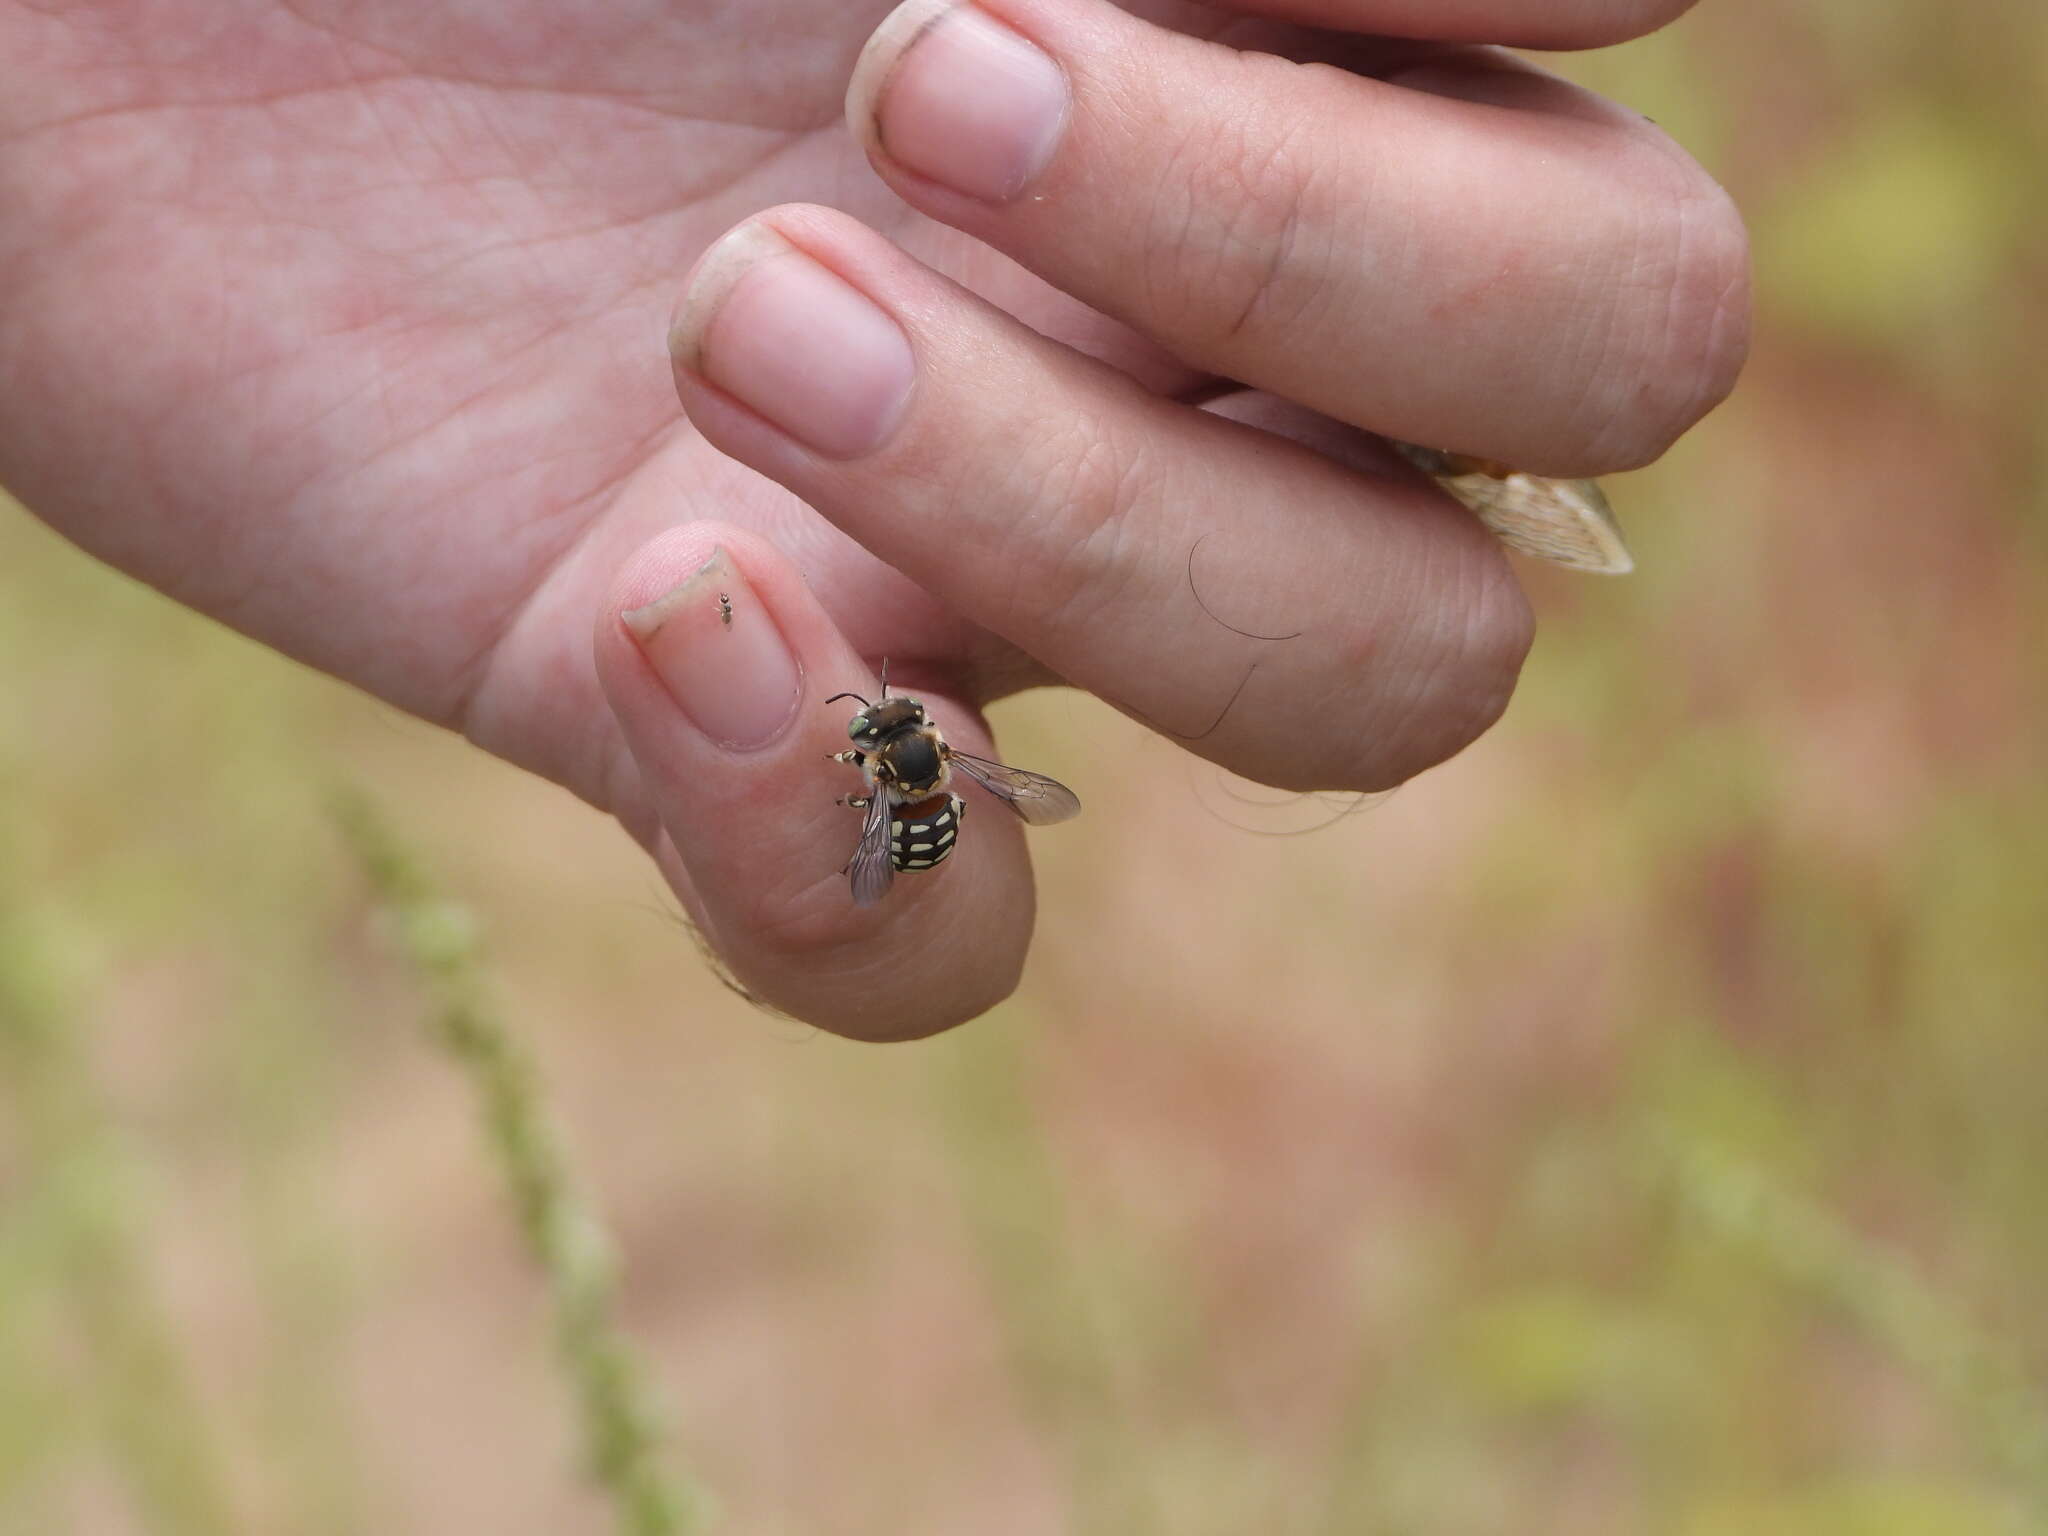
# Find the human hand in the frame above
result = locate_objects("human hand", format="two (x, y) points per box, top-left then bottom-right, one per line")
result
(0, 0), (1746, 1037)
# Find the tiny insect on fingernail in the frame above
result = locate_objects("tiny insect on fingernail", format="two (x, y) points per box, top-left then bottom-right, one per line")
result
(619, 545), (800, 750)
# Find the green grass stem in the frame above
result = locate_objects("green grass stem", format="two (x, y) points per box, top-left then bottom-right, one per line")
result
(334, 793), (707, 1536)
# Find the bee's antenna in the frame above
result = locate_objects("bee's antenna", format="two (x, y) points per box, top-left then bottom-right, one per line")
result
(828, 660), (891, 711)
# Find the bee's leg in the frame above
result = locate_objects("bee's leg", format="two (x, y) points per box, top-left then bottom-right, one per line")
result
(831, 748), (867, 813)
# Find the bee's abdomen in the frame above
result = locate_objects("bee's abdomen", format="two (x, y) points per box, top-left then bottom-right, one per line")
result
(890, 793), (965, 873)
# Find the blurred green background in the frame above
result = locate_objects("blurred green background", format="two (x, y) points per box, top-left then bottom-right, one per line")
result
(4, 2), (2046, 1532)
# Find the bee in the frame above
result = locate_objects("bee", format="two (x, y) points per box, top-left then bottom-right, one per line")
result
(1393, 443), (1634, 575)
(828, 663), (1080, 906)
(717, 591), (733, 627)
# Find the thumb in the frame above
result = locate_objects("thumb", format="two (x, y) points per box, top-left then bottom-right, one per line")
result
(593, 522), (1038, 1040)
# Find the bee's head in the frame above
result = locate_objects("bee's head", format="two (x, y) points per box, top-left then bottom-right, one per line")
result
(844, 695), (926, 746)
(830, 660), (929, 747)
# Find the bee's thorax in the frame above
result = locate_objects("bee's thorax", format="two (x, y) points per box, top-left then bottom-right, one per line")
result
(878, 725), (947, 797)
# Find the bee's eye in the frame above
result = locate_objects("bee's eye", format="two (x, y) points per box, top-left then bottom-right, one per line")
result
(846, 718), (868, 741)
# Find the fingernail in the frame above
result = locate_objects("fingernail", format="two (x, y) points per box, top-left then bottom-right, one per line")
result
(849, 0), (1070, 205)
(621, 546), (801, 749)
(668, 222), (915, 460)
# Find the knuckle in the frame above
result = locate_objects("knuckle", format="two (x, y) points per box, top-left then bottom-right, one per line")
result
(1145, 64), (1344, 352)
(986, 413), (1155, 638)
(1580, 151), (1752, 471)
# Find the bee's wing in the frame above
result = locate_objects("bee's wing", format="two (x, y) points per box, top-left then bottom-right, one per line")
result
(1394, 443), (1634, 575)
(848, 790), (896, 907)
(948, 751), (1081, 826)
